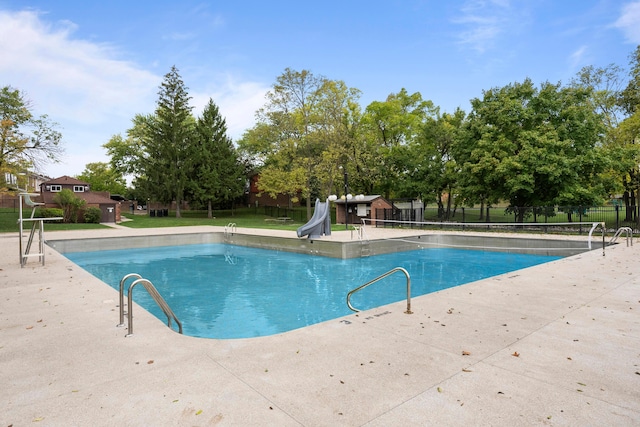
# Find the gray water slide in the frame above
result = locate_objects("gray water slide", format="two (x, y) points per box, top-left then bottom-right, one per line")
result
(296, 198), (332, 238)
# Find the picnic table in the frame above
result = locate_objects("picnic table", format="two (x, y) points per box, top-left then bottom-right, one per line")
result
(265, 217), (293, 223)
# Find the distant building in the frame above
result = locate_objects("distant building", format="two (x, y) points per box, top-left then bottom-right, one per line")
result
(39, 175), (121, 223)
(3, 171), (50, 192)
(334, 195), (392, 226)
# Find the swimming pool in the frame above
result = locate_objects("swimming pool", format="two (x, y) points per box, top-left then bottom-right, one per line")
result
(65, 243), (561, 339)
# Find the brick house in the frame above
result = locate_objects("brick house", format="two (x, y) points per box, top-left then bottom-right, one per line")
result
(334, 195), (392, 226)
(39, 176), (121, 223)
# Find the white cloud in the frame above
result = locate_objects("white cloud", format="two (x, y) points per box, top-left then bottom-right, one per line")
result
(569, 45), (588, 69)
(0, 9), (266, 177)
(0, 10), (159, 123)
(191, 77), (269, 141)
(614, 1), (640, 43)
(452, 0), (513, 53)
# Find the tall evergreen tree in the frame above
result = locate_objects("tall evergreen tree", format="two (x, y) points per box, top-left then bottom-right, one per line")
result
(191, 98), (244, 218)
(143, 66), (194, 217)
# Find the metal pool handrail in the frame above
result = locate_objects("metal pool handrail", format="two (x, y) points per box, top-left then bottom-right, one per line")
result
(225, 222), (237, 236)
(347, 267), (412, 314)
(609, 227), (633, 247)
(118, 273), (142, 327)
(117, 273), (182, 336)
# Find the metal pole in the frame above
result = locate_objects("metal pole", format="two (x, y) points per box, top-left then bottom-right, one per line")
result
(344, 170), (349, 230)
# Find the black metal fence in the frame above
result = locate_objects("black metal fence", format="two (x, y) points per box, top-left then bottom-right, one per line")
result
(375, 205), (639, 234)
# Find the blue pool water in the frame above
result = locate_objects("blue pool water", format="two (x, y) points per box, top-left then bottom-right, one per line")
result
(65, 244), (561, 339)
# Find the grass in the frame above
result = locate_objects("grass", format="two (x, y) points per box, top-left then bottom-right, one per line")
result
(0, 210), (112, 232)
(120, 209), (305, 231)
(2, 204), (633, 234)
(0, 207), (329, 233)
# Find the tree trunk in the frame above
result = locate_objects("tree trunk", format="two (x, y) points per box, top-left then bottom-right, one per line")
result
(445, 187), (452, 220)
(207, 200), (213, 219)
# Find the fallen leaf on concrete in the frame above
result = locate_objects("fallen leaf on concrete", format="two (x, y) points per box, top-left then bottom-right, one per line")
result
(512, 351), (520, 357)
(147, 360), (154, 364)
(462, 368), (472, 372)
(196, 410), (202, 415)
(437, 387), (443, 393)
(462, 350), (471, 356)
(26, 326), (33, 330)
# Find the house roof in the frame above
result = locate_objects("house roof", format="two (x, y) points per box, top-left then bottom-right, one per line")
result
(40, 189), (116, 205)
(334, 195), (386, 204)
(42, 175), (89, 186)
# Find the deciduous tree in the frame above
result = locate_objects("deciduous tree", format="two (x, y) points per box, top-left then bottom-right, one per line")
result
(460, 79), (607, 221)
(0, 86), (63, 184)
(76, 162), (128, 196)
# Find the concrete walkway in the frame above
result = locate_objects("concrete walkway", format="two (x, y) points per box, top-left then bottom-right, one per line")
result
(1, 226), (639, 426)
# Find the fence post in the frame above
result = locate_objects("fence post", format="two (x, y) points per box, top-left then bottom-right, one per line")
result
(615, 205), (619, 230)
(579, 207), (583, 234)
(462, 207), (465, 230)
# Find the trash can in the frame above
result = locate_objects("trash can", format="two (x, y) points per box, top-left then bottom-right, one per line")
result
(150, 209), (156, 217)
(157, 209), (163, 217)
(163, 209), (169, 217)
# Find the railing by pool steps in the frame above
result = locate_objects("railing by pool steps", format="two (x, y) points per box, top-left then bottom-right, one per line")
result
(225, 222), (237, 237)
(117, 273), (183, 337)
(346, 267), (412, 314)
(609, 227), (633, 247)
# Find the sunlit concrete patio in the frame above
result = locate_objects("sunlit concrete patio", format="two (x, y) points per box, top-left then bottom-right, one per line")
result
(1, 225), (639, 426)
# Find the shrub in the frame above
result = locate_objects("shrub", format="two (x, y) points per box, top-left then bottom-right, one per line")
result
(83, 206), (102, 224)
(53, 189), (86, 223)
(36, 208), (64, 222)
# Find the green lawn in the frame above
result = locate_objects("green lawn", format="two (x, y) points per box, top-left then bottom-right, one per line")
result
(0, 209), (112, 232)
(119, 209), (304, 231)
(1, 205), (631, 234)
(0, 207), (323, 233)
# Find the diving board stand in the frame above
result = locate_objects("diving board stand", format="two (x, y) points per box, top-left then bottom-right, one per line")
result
(17, 193), (62, 267)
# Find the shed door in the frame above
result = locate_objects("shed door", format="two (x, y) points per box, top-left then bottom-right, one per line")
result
(100, 204), (116, 223)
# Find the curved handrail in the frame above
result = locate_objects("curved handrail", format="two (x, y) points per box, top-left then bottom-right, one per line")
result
(225, 222), (237, 236)
(125, 277), (183, 337)
(588, 222), (606, 256)
(609, 226), (633, 247)
(118, 273), (142, 327)
(346, 267), (412, 314)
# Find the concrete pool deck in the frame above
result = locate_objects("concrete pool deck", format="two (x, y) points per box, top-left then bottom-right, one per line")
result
(1, 225), (639, 426)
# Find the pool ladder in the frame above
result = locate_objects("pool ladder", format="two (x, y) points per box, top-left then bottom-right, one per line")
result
(224, 222), (237, 242)
(347, 267), (412, 314)
(117, 273), (183, 337)
(352, 224), (371, 257)
(609, 227), (633, 246)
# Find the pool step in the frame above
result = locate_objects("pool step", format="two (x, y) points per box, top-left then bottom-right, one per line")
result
(361, 241), (371, 257)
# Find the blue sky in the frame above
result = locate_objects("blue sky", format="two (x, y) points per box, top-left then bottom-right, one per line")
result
(1, 0), (639, 179)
